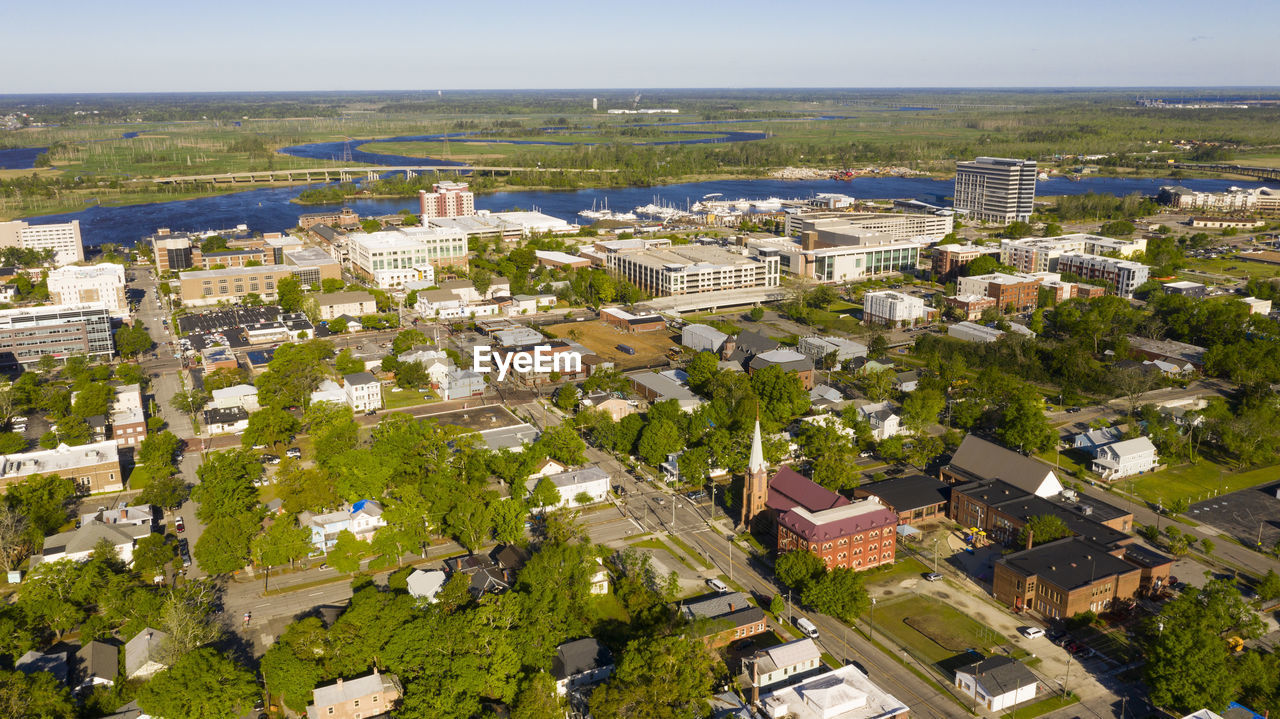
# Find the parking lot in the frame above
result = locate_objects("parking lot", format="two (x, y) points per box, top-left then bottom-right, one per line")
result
(1187, 481), (1280, 551)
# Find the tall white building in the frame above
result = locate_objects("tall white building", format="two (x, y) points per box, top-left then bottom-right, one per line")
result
(1000, 234), (1147, 273)
(0, 220), (85, 266)
(347, 227), (467, 288)
(863, 290), (930, 327)
(418, 181), (475, 219)
(953, 157), (1037, 224)
(47, 263), (128, 318)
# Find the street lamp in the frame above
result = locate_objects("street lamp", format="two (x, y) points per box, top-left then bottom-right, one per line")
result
(868, 597), (877, 641)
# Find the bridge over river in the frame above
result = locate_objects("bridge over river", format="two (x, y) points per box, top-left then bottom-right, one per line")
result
(150, 165), (617, 185)
(1172, 163), (1280, 182)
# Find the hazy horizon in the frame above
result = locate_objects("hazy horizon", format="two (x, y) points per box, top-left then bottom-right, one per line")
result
(6, 0), (1279, 94)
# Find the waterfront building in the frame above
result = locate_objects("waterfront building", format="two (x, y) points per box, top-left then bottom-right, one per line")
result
(347, 227), (468, 287)
(953, 157), (1037, 224)
(0, 303), (113, 366)
(999, 233), (1147, 273)
(47, 263), (128, 318)
(0, 219), (84, 266)
(418, 181), (475, 219)
(783, 211), (954, 243)
(602, 244), (779, 297)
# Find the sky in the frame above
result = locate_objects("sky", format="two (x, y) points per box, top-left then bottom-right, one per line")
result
(5, 0), (1280, 93)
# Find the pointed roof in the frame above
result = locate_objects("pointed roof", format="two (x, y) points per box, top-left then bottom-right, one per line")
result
(748, 418), (766, 475)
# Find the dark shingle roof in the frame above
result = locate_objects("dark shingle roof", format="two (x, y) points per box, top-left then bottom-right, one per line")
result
(859, 474), (949, 513)
(946, 435), (1058, 495)
(956, 655), (1037, 694)
(552, 638), (613, 680)
(997, 537), (1139, 590)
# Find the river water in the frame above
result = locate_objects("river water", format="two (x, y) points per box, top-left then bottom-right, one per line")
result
(18, 175), (1275, 248)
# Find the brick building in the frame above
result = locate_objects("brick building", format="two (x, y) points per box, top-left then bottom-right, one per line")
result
(955, 272), (1043, 312)
(777, 497), (898, 572)
(993, 537), (1142, 619)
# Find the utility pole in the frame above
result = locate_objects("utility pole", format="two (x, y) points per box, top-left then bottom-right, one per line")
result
(1062, 651), (1072, 697)
(933, 539), (939, 573)
(869, 598), (877, 641)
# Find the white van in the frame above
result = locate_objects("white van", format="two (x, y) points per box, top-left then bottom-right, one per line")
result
(796, 617), (820, 639)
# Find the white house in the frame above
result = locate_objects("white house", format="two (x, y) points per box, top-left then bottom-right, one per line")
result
(406, 569), (448, 603)
(203, 407), (249, 435)
(954, 656), (1039, 713)
(748, 638), (823, 690)
(301, 500), (387, 553)
(590, 557), (610, 595)
(210, 384), (260, 412)
(552, 638), (614, 697)
(35, 523), (153, 566)
(1091, 436), (1159, 480)
(343, 372), (383, 413)
(1071, 427), (1124, 457)
(527, 465), (611, 509)
(309, 379), (346, 407)
(856, 401), (903, 441)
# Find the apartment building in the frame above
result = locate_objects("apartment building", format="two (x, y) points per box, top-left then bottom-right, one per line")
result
(147, 227), (268, 273)
(953, 157), (1037, 224)
(348, 227), (468, 287)
(746, 233), (921, 284)
(932, 243), (1000, 280)
(111, 384), (147, 447)
(0, 303), (114, 367)
(418, 181), (475, 219)
(342, 372), (383, 413)
(1157, 185), (1259, 212)
(46, 263), (128, 318)
(956, 272), (1044, 312)
(776, 497), (898, 572)
(0, 219), (84, 266)
(863, 290), (931, 326)
(999, 233), (1147, 274)
(0, 440), (123, 494)
(298, 208), (359, 230)
(1054, 254), (1150, 298)
(603, 244), (779, 296)
(783, 211), (954, 243)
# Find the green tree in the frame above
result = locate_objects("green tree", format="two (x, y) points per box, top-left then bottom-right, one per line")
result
(241, 406), (299, 448)
(538, 424), (587, 466)
(637, 419), (682, 466)
(193, 450), (262, 521)
(321, 278), (345, 293)
(802, 567), (870, 624)
(512, 672), (564, 719)
(901, 388), (944, 432)
(276, 274), (304, 312)
(1016, 514), (1071, 548)
(133, 533), (176, 578)
(554, 385), (580, 413)
(136, 473), (190, 510)
(857, 368), (893, 402)
(589, 635), (717, 719)
(169, 389), (210, 417)
(997, 392), (1056, 453)
(1256, 570), (1280, 602)
(252, 518), (313, 570)
(334, 348), (365, 375)
(114, 323), (154, 359)
(392, 328), (428, 354)
(0, 432), (25, 454)
(775, 550), (826, 590)
(260, 646), (322, 714)
(193, 514), (260, 575)
(684, 351), (720, 391)
(326, 530), (368, 574)
(136, 648), (260, 719)
(0, 669), (77, 719)
(530, 477), (561, 510)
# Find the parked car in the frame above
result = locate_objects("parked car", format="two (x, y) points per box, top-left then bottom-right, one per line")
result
(174, 516), (185, 533)
(177, 538), (192, 567)
(1019, 626), (1045, 639)
(795, 617), (820, 639)
(252, 444), (268, 450)
(285, 447), (302, 459)
(924, 572), (943, 582)
(706, 578), (730, 593)
(261, 454), (281, 465)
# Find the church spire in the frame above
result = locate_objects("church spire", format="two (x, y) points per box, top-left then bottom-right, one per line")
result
(748, 416), (765, 475)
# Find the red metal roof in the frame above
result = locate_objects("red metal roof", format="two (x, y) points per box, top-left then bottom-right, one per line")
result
(766, 466), (850, 514)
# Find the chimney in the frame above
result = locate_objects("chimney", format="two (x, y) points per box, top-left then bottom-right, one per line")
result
(120, 508), (128, 520)
(728, 602), (735, 612)
(1025, 528), (1033, 551)
(336, 677), (343, 688)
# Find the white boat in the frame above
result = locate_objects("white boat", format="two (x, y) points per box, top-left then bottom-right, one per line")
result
(751, 197), (783, 210)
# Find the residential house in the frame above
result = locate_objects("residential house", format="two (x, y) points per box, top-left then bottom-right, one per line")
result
(301, 501), (387, 553)
(444, 367), (486, 400)
(1072, 427), (1124, 457)
(203, 406), (249, 435)
(124, 628), (168, 679)
(526, 465), (611, 509)
(681, 592), (768, 648)
(309, 379), (346, 406)
(210, 384), (260, 413)
(305, 670), (403, 719)
(17, 650), (68, 685)
(757, 665), (909, 719)
(343, 372), (383, 413)
(893, 371), (919, 393)
(36, 522), (152, 566)
(855, 401), (902, 441)
(722, 329), (779, 364)
(748, 349), (815, 390)
(552, 638), (614, 696)
(580, 391), (636, 421)
(0, 440), (123, 495)
(110, 383), (147, 447)
(406, 569), (448, 603)
(444, 554), (510, 597)
(76, 641), (118, 691)
(80, 505), (157, 528)
(746, 638), (823, 691)
(954, 656), (1039, 712)
(1091, 437), (1158, 480)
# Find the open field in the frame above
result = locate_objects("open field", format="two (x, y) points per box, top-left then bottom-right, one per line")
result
(1181, 254), (1280, 282)
(1124, 460), (1280, 507)
(875, 594), (1005, 665)
(546, 320), (677, 370)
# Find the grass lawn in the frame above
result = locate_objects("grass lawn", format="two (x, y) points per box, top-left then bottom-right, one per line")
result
(384, 388), (432, 410)
(629, 538), (698, 573)
(1125, 460), (1280, 506)
(1034, 447), (1089, 479)
(667, 535), (713, 570)
(865, 555), (931, 588)
(1004, 693), (1080, 719)
(875, 595), (1005, 665)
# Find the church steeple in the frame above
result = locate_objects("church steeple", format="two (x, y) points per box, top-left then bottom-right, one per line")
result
(741, 415), (769, 528)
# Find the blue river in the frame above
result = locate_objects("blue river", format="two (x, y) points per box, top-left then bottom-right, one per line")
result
(0, 147), (49, 170)
(18, 175), (1276, 249)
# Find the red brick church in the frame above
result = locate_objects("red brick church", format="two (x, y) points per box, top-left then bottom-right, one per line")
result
(741, 419), (897, 572)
